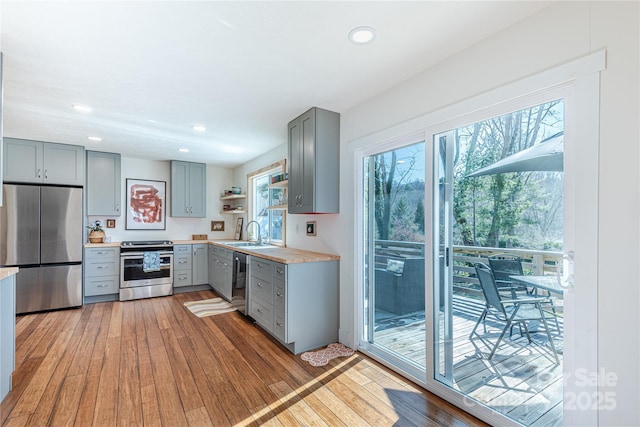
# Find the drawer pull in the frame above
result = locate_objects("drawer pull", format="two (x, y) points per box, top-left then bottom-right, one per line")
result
(256, 282), (263, 287)
(96, 266), (109, 269)
(96, 251), (108, 255)
(276, 321), (283, 327)
(97, 284), (109, 288)
(256, 308), (262, 313)
(276, 292), (283, 297)
(179, 260), (187, 264)
(276, 268), (283, 274)
(257, 262), (264, 267)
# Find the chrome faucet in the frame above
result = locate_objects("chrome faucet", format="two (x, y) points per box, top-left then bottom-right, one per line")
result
(245, 220), (262, 245)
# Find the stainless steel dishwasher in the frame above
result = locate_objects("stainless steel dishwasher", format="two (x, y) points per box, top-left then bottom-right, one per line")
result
(232, 251), (247, 314)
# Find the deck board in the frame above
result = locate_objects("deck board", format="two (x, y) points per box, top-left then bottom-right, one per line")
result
(374, 294), (563, 426)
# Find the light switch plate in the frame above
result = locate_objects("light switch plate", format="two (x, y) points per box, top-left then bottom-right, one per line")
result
(306, 221), (316, 236)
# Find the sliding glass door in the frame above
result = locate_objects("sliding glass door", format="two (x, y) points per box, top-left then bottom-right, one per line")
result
(361, 141), (427, 373)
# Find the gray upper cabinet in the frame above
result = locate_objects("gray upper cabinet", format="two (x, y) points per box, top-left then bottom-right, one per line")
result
(171, 160), (206, 217)
(3, 138), (84, 186)
(288, 107), (339, 214)
(86, 151), (121, 216)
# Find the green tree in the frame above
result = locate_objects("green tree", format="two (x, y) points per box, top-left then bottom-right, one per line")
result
(452, 100), (563, 249)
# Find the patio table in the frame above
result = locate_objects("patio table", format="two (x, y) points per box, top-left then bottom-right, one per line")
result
(509, 275), (565, 297)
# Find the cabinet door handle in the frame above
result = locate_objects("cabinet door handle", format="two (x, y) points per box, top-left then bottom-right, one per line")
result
(276, 268), (283, 274)
(190, 207), (193, 214)
(116, 203), (120, 213)
(44, 170), (48, 179)
(256, 308), (262, 313)
(37, 168), (42, 178)
(276, 292), (283, 297)
(256, 282), (263, 287)
(276, 321), (283, 327)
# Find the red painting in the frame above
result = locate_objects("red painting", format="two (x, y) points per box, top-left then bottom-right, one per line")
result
(126, 179), (166, 230)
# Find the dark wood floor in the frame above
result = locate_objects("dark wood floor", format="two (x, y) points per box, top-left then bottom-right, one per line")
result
(1, 290), (487, 426)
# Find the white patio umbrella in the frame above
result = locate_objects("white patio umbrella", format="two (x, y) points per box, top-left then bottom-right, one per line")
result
(466, 133), (563, 177)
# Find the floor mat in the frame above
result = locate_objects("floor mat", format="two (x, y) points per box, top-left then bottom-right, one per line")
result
(184, 297), (237, 318)
(301, 343), (355, 366)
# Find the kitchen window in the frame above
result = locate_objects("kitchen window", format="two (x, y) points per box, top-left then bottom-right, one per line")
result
(247, 160), (286, 246)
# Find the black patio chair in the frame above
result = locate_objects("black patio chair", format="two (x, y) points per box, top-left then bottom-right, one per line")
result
(488, 253), (528, 299)
(469, 262), (560, 364)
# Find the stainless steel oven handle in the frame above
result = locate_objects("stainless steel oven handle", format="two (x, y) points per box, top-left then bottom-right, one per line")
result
(121, 251), (174, 258)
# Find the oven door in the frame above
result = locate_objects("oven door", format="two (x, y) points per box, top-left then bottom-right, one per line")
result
(120, 252), (173, 288)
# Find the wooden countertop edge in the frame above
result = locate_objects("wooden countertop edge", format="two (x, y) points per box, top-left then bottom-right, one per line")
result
(82, 240), (339, 264)
(84, 242), (121, 248)
(209, 241), (340, 264)
(0, 267), (19, 281)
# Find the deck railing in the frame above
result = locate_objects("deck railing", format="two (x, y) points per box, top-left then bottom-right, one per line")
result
(373, 240), (562, 298)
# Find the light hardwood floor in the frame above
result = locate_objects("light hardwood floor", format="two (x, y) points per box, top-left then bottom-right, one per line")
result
(1, 290), (487, 426)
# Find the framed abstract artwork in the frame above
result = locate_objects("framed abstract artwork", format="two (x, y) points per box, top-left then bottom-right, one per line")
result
(125, 179), (166, 230)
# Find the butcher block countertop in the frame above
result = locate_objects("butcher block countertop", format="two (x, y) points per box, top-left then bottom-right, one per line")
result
(0, 267), (19, 281)
(209, 240), (339, 264)
(84, 242), (121, 248)
(83, 240), (338, 264)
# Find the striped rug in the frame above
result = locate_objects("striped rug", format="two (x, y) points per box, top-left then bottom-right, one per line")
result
(183, 297), (237, 318)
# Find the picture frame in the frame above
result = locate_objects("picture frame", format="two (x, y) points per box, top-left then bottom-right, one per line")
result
(125, 178), (166, 230)
(211, 220), (225, 232)
(234, 217), (244, 240)
(306, 221), (316, 236)
(106, 219), (116, 228)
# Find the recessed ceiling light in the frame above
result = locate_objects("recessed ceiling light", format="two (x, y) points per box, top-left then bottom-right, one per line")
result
(71, 104), (92, 113)
(348, 26), (376, 44)
(178, 148), (190, 153)
(88, 136), (102, 142)
(192, 125), (206, 132)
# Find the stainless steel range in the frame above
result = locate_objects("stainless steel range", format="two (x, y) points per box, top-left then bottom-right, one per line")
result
(120, 240), (173, 301)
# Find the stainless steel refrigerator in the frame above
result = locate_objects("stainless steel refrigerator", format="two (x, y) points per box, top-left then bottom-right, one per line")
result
(0, 184), (83, 314)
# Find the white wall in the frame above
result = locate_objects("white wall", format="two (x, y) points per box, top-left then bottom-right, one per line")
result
(87, 156), (236, 242)
(331, 1), (638, 425)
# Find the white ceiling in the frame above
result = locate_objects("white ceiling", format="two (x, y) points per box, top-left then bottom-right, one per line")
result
(0, 1), (551, 167)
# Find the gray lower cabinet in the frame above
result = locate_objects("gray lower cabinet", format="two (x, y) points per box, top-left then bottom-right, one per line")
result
(84, 247), (120, 297)
(192, 244), (208, 285)
(173, 244), (193, 287)
(174, 244), (209, 288)
(86, 151), (121, 216)
(288, 107), (339, 214)
(208, 245), (232, 300)
(0, 272), (16, 402)
(248, 256), (338, 354)
(3, 138), (84, 186)
(170, 161), (206, 217)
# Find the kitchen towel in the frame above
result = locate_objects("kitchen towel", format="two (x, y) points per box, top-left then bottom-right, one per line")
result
(143, 251), (160, 272)
(184, 297), (236, 318)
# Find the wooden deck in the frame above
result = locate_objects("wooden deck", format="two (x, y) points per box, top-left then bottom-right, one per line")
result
(374, 295), (563, 427)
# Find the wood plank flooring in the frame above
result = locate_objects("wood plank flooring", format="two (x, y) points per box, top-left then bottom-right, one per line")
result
(1, 290), (487, 426)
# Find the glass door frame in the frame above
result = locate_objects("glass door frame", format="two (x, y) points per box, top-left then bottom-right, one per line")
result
(353, 51), (604, 426)
(356, 133), (429, 384)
